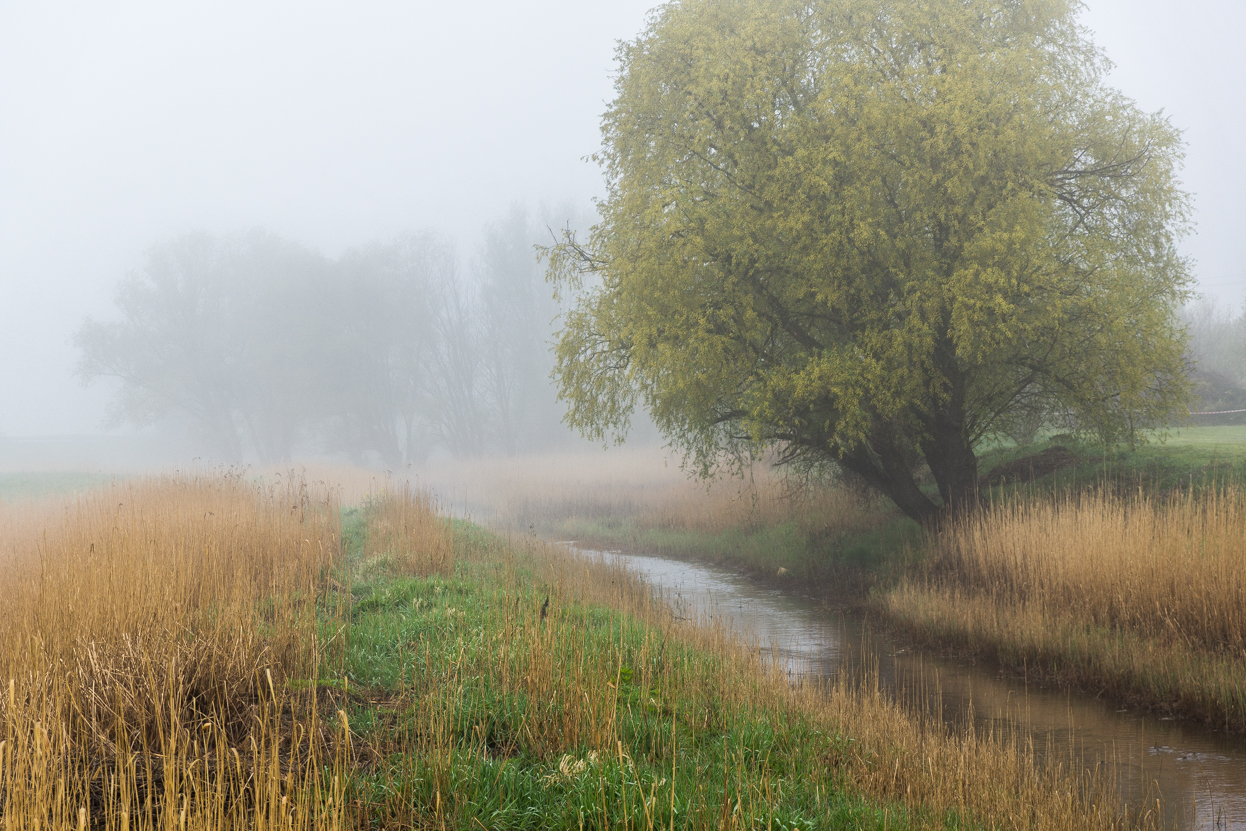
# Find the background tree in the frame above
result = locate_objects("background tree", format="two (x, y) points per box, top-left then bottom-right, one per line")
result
(424, 276), (489, 458)
(1182, 297), (1246, 423)
(79, 207), (591, 464)
(76, 230), (331, 461)
(226, 234), (339, 461)
(475, 205), (564, 455)
(548, 0), (1193, 523)
(326, 233), (449, 467)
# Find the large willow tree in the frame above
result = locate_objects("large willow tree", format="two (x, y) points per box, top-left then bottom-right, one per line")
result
(548, 0), (1192, 523)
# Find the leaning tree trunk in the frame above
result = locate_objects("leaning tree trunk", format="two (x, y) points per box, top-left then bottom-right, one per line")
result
(921, 409), (979, 517)
(838, 432), (942, 526)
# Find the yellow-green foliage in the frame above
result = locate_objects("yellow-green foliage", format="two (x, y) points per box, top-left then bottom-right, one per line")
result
(548, 0), (1191, 522)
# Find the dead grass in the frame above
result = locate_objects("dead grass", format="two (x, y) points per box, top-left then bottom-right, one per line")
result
(252, 463), (395, 508)
(0, 466), (1156, 828)
(886, 487), (1246, 729)
(630, 472), (868, 537)
(0, 472), (352, 829)
(417, 447), (892, 562)
(358, 483), (455, 578)
(414, 445), (692, 526)
(345, 488), (1150, 828)
(490, 539), (1154, 829)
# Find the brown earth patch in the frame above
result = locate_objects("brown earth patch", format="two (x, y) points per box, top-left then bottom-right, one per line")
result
(980, 445), (1082, 488)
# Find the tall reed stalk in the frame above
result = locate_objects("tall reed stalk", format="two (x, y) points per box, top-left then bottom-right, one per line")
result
(0, 473), (350, 829)
(0, 470), (1161, 828)
(886, 487), (1246, 728)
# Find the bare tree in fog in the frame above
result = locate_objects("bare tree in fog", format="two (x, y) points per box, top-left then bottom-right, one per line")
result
(1183, 297), (1246, 418)
(76, 230), (332, 461)
(77, 211), (589, 464)
(475, 205), (562, 454)
(226, 234), (339, 460)
(424, 275), (489, 458)
(325, 233), (449, 467)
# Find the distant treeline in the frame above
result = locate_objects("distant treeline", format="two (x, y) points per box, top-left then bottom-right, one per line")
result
(76, 207), (577, 464)
(1184, 298), (1246, 420)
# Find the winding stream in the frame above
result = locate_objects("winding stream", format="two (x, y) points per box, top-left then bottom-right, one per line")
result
(583, 547), (1246, 829)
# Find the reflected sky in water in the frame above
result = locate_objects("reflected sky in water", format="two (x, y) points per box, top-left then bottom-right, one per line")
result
(582, 547), (1246, 830)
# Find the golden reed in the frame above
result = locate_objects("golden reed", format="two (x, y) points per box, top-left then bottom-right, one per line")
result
(887, 487), (1246, 729)
(0, 468), (1152, 828)
(0, 472), (350, 830)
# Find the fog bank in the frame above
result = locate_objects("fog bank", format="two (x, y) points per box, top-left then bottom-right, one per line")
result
(2, 0), (1242, 456)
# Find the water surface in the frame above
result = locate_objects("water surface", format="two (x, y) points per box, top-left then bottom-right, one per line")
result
(585, 547), (1246, 829)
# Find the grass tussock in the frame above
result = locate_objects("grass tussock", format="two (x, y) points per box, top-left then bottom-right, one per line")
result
(487, 453), (868, 538)
(354, 484), (455, 578)
(885, 487), (1246, 729)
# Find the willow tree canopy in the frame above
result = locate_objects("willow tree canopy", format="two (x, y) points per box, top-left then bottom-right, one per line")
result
(547, 0), (1192, 523)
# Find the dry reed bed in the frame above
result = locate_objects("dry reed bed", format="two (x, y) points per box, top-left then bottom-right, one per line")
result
(0, 473), (351, 829)
(414, 447), (868, 534)
(0, 472), (1151, 828)
(885, 488), (1246, 729)
(449, 450), (887, 548)
(632, 476), (870, 537)
(357, 485), (454, 579)
(413, 446), (689, 522)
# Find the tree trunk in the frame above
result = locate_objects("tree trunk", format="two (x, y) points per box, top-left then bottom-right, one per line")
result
(922, 430), (979, 517)
(920, 370), (980, 517)
(839, 435), (941, 526)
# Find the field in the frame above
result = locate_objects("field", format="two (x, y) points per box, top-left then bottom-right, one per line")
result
(0, 471), (115, 503)
(0, 470), (1147, 828)
(1160, 424), (1246, 447)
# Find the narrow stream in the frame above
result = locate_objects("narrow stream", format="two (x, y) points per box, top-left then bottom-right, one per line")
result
(583, 547), (1246, 830)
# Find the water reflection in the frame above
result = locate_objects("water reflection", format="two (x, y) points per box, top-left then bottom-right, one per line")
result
(586, 547), (1246, 830)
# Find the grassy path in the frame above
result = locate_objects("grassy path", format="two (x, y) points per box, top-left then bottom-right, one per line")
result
(329, 490), (1144, 829)
(336, 506), (927, 829)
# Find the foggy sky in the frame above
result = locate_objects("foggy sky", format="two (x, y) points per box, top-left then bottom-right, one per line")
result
(2, 0), (1243, 437)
